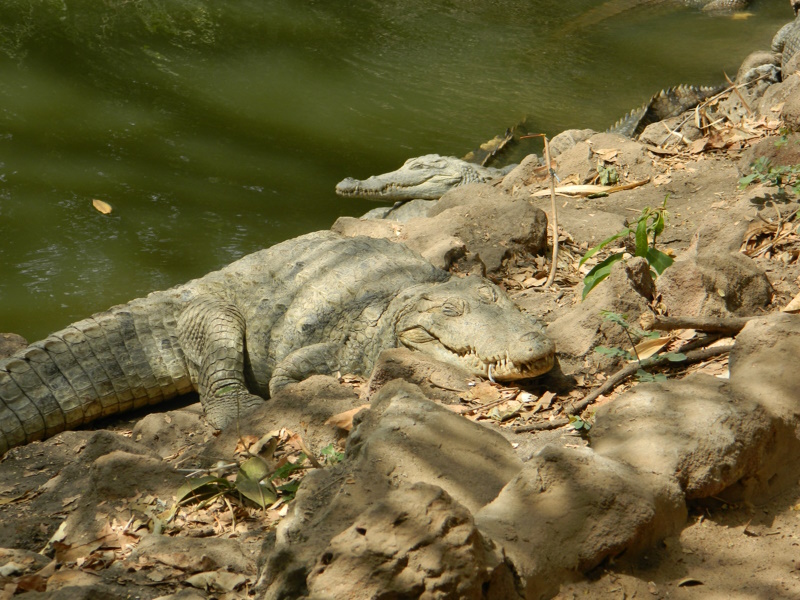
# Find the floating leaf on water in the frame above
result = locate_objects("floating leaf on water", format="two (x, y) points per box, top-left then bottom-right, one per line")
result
(92, 199), (113, 214)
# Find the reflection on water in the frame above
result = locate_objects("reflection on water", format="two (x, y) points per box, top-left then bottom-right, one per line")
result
(0, 0), (792, 339)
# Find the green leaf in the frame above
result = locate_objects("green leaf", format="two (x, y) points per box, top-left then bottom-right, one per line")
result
(175, 476), (230, 504)
(650, 209), (666, 238)
(645, 247), (674, 275)
(235, 477), (277, 508)
(582, 253), (624, 299)
(239, 456), (272, 482)
(595, 345), (633, 360)
(663, 352), (687, 362)
(634, 215), (649, 257)
(738, 174), (758, 189)
(579, 230), (631, 266)
(271, 455), (307, 481)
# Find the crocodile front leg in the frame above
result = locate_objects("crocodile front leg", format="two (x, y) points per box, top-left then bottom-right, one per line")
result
(268, 342), (342, 396)
(177, 295), (265, 429)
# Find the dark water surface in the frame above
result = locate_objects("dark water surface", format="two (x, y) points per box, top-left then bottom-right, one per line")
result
(0, 0), (792, 339)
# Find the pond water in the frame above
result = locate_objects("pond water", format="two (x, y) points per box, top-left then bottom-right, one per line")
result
(0, 0), (793, 339)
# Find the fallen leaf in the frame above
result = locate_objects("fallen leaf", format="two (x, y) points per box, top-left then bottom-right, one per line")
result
(782, 291), (800, 313)
(632, 337), (672, 361)
(324, 404), (370, 431)
(689, 138), (708, 154)
(466, 381), (501, 404)
(91, 199), (113, 215)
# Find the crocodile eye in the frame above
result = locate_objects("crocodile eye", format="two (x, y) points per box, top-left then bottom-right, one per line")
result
(442, 300), (465, 317)
(478, 285), (498, 303)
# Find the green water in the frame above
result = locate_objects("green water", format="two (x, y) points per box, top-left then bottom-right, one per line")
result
(0, 0), (792, 339)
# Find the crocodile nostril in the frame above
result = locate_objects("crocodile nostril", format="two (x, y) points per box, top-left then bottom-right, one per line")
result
(521, 331), (544, 343)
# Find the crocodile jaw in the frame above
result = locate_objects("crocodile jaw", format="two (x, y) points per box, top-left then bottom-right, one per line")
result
(335, 174), (460, 201)
(397, 327), (555, 381)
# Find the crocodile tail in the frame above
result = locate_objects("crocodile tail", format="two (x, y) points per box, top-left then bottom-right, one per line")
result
(607, 104), (650, 138)
(608, 84), (725, 138)
(0, 295), (193, 455)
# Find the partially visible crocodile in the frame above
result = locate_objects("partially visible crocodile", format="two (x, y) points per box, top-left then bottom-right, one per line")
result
(335, 154), (513, 202)
(0, 231), (555, 455)
(772, 1), (800, 74)
(607, 84), (725, 139)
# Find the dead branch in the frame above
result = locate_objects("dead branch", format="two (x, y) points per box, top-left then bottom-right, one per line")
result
(639, 313), (754, 335)
(513, 344), (734, 434)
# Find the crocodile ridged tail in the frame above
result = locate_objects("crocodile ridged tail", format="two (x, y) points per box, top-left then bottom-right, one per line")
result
(0, 296), (193, 455)
(608, 84), (725, 138)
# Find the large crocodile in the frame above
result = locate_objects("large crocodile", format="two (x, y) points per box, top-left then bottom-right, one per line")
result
(335, 154), (513, 202)
(772, 1), (800, 74)
(0, 231), (555, 455)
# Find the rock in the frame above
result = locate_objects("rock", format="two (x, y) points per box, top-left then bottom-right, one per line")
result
(201, 375), (362, 462)
(589, 374), (775, 499)
(475, 445), (685, 599)
(133, 535), (256, 575)
(360, 199), (437, 222)
(0, 333), (27, 359)
(547, 257), (655, 361)
(548, 128), (597, 158)
(736, 50), (781, 83)
(757, 74), (800, 122)
(657, 247), (772, 318)
(334, 184), (548, 273)
(132, 404), (213, 459)
(727, 313), (800, 497)
(347, 380), (523, 513)
(544, 205), (626, 249)
(366, 347), (476, 404)
(638, 114), (703, 147)
(784, 51), (800, 79)
(305, 483), (517, 600)
(554, 132), (654, 184)
(257, 381), (524, 599)
(499, 153), (545, 193)
(738, 134), (800, 176)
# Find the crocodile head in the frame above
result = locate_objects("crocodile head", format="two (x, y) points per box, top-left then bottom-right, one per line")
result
(394, 276), (555, 381)
(335, 154), (497, 202)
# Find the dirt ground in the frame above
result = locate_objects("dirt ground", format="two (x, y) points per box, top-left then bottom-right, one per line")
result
(3, 98), (800, 598)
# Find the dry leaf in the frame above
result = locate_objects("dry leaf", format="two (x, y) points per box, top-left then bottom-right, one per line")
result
(782, 291), (800, 313)
(92, 199), (112, 215)
(632, 337), (672, 361)
(324, 404), (371, 431)
(689, 138), (708, 154)
(466, 381), (501, 404)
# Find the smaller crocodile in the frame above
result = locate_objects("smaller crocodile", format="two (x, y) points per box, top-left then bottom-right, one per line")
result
(607, 84), (725, 139)
(772, 1), (800, 75)
(335, 154), (513, 202)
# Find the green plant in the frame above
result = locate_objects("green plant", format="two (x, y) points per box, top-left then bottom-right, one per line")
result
(320, 443), (345, 465)
(738, 156), (800, 196)
(171, 454), (309, 517)
(594, 311), (685, 382)
(579, 196), (673, 299)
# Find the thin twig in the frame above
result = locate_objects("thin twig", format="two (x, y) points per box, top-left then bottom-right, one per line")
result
(520, 133), (559, 287)
(543, 135), (559, 288)
(723, 71), (753, 116)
